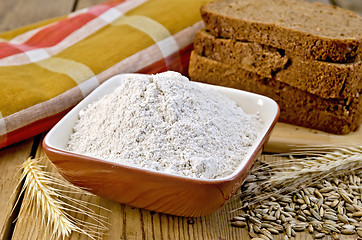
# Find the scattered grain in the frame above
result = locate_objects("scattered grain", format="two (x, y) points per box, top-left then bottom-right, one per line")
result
(232, 221), (247, 228)
(341, 228), (355, 234)
(231, 146), (362, 240)
(314, 232), (325, 238)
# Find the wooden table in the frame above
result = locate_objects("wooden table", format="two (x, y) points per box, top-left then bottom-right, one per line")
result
(0, 0), (361, 240)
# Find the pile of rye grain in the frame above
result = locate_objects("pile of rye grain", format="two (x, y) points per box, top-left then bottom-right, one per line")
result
(231, 146), (362, 240)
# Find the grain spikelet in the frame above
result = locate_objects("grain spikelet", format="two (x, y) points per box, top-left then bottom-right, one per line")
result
(239, 145), (362, 206)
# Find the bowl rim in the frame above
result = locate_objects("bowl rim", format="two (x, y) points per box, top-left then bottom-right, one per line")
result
(43, 73), (280, 184)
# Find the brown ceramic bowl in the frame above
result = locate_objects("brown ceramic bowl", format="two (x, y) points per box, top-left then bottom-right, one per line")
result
(43, 73), (279, 217)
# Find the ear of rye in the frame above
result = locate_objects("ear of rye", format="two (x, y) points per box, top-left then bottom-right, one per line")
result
(15, 157), (108, 240)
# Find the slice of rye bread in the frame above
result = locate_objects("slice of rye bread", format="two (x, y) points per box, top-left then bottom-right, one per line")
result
(194, 29), (362, 99)
(200, 0), (362, 63)
(194, 29), (289, 78)
(189, 51), (362, 135)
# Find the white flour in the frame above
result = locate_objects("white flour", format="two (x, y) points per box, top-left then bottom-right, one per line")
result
(67, 71), (263, 179)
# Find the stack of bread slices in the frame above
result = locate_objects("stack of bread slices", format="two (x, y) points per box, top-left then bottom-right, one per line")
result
(189, 0), (362, 134)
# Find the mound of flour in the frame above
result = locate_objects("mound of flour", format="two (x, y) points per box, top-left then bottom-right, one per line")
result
(67, 71), (263, 179)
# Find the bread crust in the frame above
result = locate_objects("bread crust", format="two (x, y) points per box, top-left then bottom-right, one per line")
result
(201, 0), (362, 63)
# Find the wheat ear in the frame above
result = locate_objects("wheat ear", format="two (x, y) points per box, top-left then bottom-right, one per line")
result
(16, 157), (108, 239)
(237, 145), (362, 207)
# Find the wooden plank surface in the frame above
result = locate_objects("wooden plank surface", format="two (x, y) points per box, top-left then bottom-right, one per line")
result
(10, 149), (359, 240)
(0, 140), (33, 240)
(11, 149), (311, 240)
(11, 144), (248, 240)
(334, 0), (362, 14)
(76, 0), (106, 10)
(0, 0), (74, 32)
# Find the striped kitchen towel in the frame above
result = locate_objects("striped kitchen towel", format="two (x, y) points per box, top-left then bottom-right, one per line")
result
(0, 0), (210, 149)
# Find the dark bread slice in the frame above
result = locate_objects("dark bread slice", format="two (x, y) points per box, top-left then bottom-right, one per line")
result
(201, 0), (362, 63)
(189, 51), (362, 135)
(194, 29), (362, 99)
(194, 29), (288, 78)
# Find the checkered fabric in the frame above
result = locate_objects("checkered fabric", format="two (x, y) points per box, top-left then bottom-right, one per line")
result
(0, 0), (209, 148)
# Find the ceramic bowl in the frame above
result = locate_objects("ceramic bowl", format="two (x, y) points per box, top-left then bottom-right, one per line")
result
(43, 73), (279, 217)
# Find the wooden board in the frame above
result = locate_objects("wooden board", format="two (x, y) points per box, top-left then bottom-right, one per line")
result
(9, 150), (313, 240)
(0, 0), (74, 32)
(10, 149), (359, 240)
(76, 0), (106, 10)
(11, 144), (249, 240)
(334, 0), (362, 15)
(265, 123), (362, 153)
(0, 140), (33, 240)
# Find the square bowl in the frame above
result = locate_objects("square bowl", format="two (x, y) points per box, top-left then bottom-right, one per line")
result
(43, 73), (279, 217)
